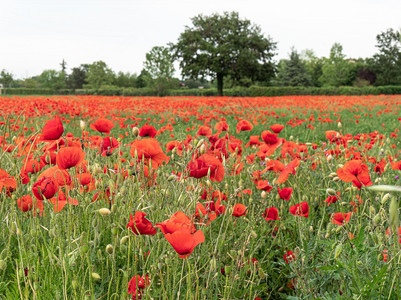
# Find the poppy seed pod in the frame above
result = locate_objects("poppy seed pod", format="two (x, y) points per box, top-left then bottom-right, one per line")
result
(91, 272), (101, 281)
(99, 208), (111, 216)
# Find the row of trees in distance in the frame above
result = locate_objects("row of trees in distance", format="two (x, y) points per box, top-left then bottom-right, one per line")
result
(1, 12), (401, 96)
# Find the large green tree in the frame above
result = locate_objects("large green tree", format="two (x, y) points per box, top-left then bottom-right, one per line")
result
(66, 64), (89, 90)
(276, 48), (311, 86)
(173, 11), (277, 96)
(38, 70), (66, 90)
(319, 43), (357, 87)
(0, 70), (14, 88)
(143, 46), (177, 96)
(85, 61), (114, 89)
(371, 28), (401, 85)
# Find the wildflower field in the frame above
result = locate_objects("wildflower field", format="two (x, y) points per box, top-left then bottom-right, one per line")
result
(1, 94), (401, 299)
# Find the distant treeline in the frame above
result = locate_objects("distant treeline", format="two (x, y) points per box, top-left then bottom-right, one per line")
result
(3, 85), (401, 97)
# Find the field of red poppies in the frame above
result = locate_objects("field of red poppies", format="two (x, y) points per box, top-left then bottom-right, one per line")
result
(1, 94), (401, 299)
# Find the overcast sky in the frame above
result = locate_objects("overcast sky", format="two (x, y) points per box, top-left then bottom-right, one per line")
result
(1, 0), (400, 79)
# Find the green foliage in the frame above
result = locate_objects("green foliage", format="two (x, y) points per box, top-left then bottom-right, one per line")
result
(84, 61), (114, 89)
(319, 43), (358, 87)
(173, 11), (277, 96)
(113, 71), (137, 88)
(38, 69), (66, 90)
(66, 65), (89, 90)
(276, 48), (312, 86)
(371, 28), (401, 85)
(144, 46), (175, 80)
(0, 70), (14, 88)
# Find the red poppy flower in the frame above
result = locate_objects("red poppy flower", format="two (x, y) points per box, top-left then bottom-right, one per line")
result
(100, 136), (119, 156)
(277, 187), (293, 201)
(270, 124), (284, 134)
(256, 180), (273, 192)
(41, 116), (64, 141)
(236, 120), (253, 133)
(164, 229), (205, 258)
(165, 140), (183, 156)
(32, 176), (59, 200)
(325, 195), (339, 206)
(49, 189), (78, 212)
(336, 160), (372, 189)
(156, 211), (196, 234)
(331, 212), (352, 226)
(0, 168), (17, 194)
(37, 166), (71, 187)
(276, 159), (300, 184)
(196, 125), (213, 137)
(139, 124), (157, 138)
(245, 136), (262, 148)
(17, 194), (34, 212)
(289, 201), (309, 218)
(232, 203), (247, 217)
(127, 212), (157, 235)
(90, 118), (115, 134)
(56, 147), (85, 170)
(261, 130), (278, 144)
(187, 154), (225, 182)
(263, 207), (280, 221)
(128, 274), (149, 300)
(130, 138), (169, 169)
(215, 120), (229, 132)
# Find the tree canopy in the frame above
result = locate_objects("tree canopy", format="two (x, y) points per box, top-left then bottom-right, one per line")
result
(173, 11), (277, 96)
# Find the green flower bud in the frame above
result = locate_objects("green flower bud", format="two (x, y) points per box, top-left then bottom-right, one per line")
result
(334, 244), (343, 259)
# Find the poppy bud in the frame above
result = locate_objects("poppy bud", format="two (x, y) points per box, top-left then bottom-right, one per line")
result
(168, 174), (177, 181)
(120, 235), (129, 245)
(326, 188), (336, 195)
(258, 268), (266, 279)
(332, 176), (340, 182)
(261, 191), (267, 198)
(0, 260), (6, 271)
(34, 281), (40, 291)
(334, 244), (343, 259)
(199, 144), (206, 154)
(337, 122), (342, 128)
(250, 230), (257, 238)
(210, 258), (216, 270)
(80, 120), (86, 130)
(389, 197), (399, 229)
(326, 155), (333, 162)
(132, 127), (139, 137)
(309, 226), (314, 232)
(91, 272), (101, 281)
(99, 208), (111, 216)
(196, 139), (204, 149)
(329, 172), (337, 178)
(370, 206), (376, 215)
(374, 178), (381, 184)
(106, 244), (113, 254)
(382, 193), (391, 205)
(72, 280), (78, 290)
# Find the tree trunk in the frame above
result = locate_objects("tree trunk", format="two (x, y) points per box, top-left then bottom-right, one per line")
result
(217, 73), (224, 96)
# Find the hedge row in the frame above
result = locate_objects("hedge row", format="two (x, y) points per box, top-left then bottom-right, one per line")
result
(2, 85), (401, 97)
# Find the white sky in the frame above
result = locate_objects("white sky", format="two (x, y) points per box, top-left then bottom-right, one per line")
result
(1, 0), (400, 79)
